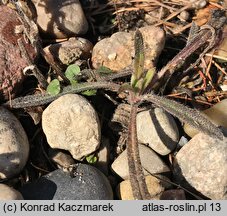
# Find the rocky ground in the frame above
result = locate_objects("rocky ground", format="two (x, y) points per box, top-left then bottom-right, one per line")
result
(0, 0), (227, 200)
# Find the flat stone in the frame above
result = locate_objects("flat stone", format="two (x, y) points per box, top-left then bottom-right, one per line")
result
(111, 144), (170, 180)
(0, 184), (23, 200)
(117, 175), (171, 200)
(137, 108), (179, 155)
(184, 99), (227, 137)
(19, 164), (113, 200)
(32, 0), (88, 38)
(173, 133), (227, 199)
(42, 94), (101, 160)
(0, 107), (29, 179)
(92, 26), (165, 71)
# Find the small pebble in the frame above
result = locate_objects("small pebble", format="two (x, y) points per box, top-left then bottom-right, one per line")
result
(111, 144), (170, 180)
(117, 175), (171, 200)
(190, 0), (207, 9)
(0, 184), (23, 200)
(19, 164), (113, 200)
(43, 37), (93, 66)
(0, 107), (29, 179)
(31, 0), (88, 38)
(173, 133), (227, 199)
(42, 94), (101, 160)
(178, 11), (190, 21)
(137, 108), (179, 155)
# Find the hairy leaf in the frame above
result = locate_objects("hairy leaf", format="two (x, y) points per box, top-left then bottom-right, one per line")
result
(131, 29), (145, 89)
(142, 67), (156, 91)
(143, 94), (223, 139)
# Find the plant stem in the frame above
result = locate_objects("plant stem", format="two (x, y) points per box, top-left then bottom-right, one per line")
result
(127, 94), (151, 200)
(3, 82), (120, 109)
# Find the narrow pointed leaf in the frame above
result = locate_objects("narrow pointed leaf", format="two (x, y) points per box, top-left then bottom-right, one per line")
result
(143, 94), (223, 139)
(131, 29), (145, 89)
(142, 67), (156, 91)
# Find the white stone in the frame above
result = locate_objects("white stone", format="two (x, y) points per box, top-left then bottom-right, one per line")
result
(111, 144), (170, 180)
(173, 133), (227, 199)
(0, 107), (29, 179)
(0, 184), (23, 200)
(32, 0), (88, 38)
(137, 108), (179, 155)
(42, 94), (101, 160)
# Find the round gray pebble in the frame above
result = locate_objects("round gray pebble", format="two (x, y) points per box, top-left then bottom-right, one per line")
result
(19, 164), (113, 200)
(0, 107), (29, 179)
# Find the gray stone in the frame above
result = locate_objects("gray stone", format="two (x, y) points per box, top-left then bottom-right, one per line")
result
(137, 108), (179, 155)
(0, 107), (29, 179)
(32, 0), (88, 38)
(19, 164), (113, 200)
(42, 94), (101, 160)
(173, 133), (227, 199)
(92, 26), (165, 71)
(0, 184), (23, 200)
(111, 144), (170, 180)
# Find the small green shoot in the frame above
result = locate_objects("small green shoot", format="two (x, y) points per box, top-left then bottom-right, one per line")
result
(65, 64), (81, 86)
(86, 154), (97, 164)
(46, 79), (61, 95)
(131, 29), (156, 94)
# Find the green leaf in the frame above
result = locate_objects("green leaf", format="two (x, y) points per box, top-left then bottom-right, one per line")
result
(65, 64), (80, 85)
(81, 89), (97, 96)
(142, 67), (156, 90)
(131, 29), (145, 89)
(46, 79), (61, 95)
(86, 154), (97, 164)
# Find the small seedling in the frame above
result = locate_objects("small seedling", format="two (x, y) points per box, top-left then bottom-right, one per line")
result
(86, 154), (98, 164)
(46, 79), (61, 96)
